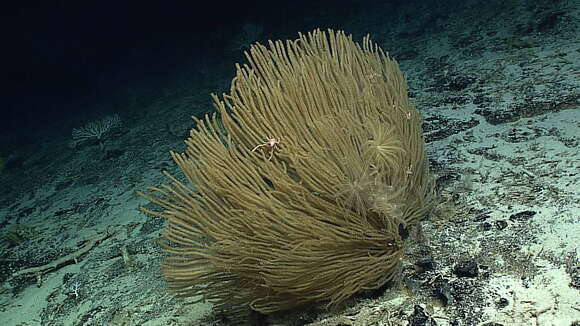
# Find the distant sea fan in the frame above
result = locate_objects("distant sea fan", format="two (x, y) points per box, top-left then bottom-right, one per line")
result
(70, 114), (122, 148)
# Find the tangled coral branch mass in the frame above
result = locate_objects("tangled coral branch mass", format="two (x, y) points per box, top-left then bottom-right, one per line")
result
(140, 29), (435, 318)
